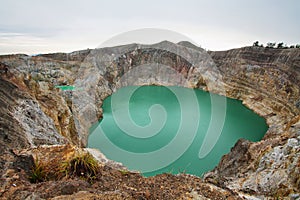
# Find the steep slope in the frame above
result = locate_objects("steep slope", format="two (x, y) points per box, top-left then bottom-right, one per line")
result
(0, 42), (299, 199)
(205, 47), (300, 197)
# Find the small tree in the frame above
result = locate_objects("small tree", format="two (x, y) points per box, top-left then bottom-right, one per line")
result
(266, 42), (276, 48)
(277, 42), (284, 48)
(253, 41), (259, 47)
(296, 44), (300, 48)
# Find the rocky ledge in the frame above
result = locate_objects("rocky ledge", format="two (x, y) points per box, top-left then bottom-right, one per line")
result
(0, 41), (299, 199)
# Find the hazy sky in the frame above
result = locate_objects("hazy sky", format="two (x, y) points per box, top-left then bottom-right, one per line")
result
(0, 0), (299, 54)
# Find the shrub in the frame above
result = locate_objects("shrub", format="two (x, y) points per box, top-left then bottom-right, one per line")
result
(29, 157), (47, 183)
(60, 152), (99, 181)
(119, 169), (130, 176)
(277, 42), (284, 48)
(253, 41), (259, 47)
(266, 42), (276, 48)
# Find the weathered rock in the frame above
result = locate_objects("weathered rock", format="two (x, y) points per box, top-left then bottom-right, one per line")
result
(202, 46), (300, 198)
(0, 79), (65, 148)
(0, 78), (30, 151)
(0, 42), (299, 199)
(0, 54), (82, 146)
(208, 47), (300, 133)
(0, 144), (242, 199)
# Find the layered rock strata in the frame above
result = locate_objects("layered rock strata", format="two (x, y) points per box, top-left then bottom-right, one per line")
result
(0, 41), (299, 199)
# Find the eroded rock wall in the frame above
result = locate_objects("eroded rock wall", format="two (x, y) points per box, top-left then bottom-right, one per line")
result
(0, 42), (299, 198)
(209, 47), (300, 134)
(0, 55), (81, 146)
(205, 47), (300, 197)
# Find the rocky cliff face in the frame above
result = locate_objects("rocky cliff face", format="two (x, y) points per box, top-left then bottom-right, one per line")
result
(210, 47), (300, 132)
(205, 47), (300, 198)
(0, 42), (299, 199)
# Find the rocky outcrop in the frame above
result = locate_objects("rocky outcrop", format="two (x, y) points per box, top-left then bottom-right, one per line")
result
(209, 47), (300, 134)
(0, 76), (66, 150)
(0, 144), (242, 199)
(0, 54), (81, 146)
(0, 42), (299, 199)
(204, 47), (300, 198)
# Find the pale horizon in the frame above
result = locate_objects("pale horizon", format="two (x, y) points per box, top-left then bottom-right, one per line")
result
(0, 0), (299, 55)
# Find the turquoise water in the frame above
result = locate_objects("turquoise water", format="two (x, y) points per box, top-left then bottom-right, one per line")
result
(88, 86), (268, 177)
(55, 85), (75, 91)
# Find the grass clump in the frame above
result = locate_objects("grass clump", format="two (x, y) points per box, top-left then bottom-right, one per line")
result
(29, 157), (47, 183)
(119, 169), (130, 176)
(60, 152), (99, 181)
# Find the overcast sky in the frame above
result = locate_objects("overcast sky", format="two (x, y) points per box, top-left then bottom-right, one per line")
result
(0, 0), (299, 54)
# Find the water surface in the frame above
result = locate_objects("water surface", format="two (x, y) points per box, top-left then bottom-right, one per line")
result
(88, 86), (268, 177)
(55, 85), (75, 91)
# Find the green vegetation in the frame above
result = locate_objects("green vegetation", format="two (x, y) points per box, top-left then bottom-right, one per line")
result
(277, 42), (284, 48)
(60, 152), (99, 182)
(253, 41), (260, 47)
(266, 42), (276, 48)
(28, 151), (100, 183)
(252, 41), (264, 47)
(119, 169), (130, 176)
(29, 157), (47, 183)
(253, 41), (300, 49)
